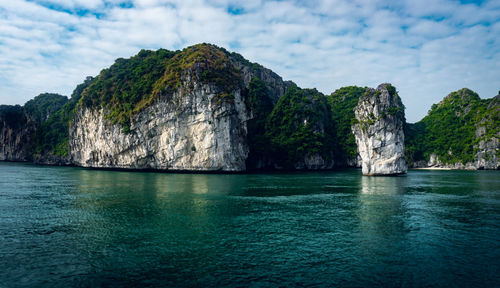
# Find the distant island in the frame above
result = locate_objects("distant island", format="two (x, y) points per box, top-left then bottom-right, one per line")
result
(0, 43), (498, 174)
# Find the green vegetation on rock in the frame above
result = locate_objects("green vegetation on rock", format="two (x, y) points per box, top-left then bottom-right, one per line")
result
(265, 85), (334, 168)
(383, 84), (405, 120)
(0, 105), (26, 130)
(5, 43), (495, 170)
(405, 88), (499, 165)
(24, 93), (68, 123)
(80, 49), (176, 131)
(79, 44), (243, 132)
(153, 44), (242, 102)
(32, 78), (94, 158)
(327, 86), (366, 163)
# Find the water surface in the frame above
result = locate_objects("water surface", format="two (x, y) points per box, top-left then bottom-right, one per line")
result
(1, 162), (499, 287)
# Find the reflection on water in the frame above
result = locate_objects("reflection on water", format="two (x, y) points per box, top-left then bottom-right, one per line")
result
(0, 163), (499, 287)
(357, 176), (408, 266)
(360, 175), (407, 195)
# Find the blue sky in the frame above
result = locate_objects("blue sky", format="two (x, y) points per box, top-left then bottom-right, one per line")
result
(0, 0), (499, 122)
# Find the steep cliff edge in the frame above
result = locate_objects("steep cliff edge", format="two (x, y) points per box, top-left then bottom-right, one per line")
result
(70, 44), (252, 171)
(405, 89), (499, 169)
(352, 83), (407, 175)
(0, 105), (35, 161)
(0, 93), (68, 162)
(70, 85), (249, 171)
(474, 95), (499, 169)
(69, 43), (308, 171)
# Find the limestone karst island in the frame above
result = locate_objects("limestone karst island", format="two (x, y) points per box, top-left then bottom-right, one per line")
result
(3, 0), (500, 284)
(1, 44), (498, 175)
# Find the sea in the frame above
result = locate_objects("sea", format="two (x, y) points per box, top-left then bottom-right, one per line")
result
(1, 161), (499, 287)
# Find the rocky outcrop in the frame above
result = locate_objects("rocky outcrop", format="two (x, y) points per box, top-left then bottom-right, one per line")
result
(346, 155), (362, 168)
(301, 153), (334, 170)
(473, 95), (499, 169)
(474, 133), (499, 169)
(257, 86), (335, 170)
(352, 83), (407, 175)
(289, 92), (335, 170)
(67, 44), (301, 172)
(70, 82), (250, 171)
(230, 56), (293, 105)
(406, 90), (499, 170)
(0, 94), (70, 163)
(0, 105), (35, 161)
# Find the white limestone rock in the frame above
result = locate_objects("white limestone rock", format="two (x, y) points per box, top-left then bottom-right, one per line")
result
(70, 81), (250, 171)
(352, 83), (407, 176)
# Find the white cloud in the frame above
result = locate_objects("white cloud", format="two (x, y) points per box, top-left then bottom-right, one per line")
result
(0, 0), (499, 122)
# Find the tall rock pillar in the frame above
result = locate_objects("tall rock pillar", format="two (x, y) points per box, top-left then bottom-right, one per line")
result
(352, 83), (407, 176)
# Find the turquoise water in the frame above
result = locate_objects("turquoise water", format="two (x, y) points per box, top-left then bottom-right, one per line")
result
(0, 162), (499, 287)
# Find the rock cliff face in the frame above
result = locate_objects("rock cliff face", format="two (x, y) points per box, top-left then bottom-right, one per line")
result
(474, 132), (499, 169)
(0, 94), (68, 163)
(70, 83), (249, 171)
(230, 57), (292, 105)
(70, 44), (293, 172)
(472, 95), (499, 169)
(0, 106), (35, 161)
(352, 83), (407, 175)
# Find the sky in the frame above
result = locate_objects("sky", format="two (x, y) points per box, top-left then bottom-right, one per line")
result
(0, 0), (499, 122)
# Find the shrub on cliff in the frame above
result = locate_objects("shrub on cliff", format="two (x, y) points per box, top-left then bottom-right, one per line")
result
(265, 85), (334, 168)
(80, 49), (176, 131)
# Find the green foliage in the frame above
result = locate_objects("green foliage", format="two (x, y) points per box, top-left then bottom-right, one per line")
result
(0, 92), (81, 158)
(0, 105), (26, 129)
(385, 84), (396, 97)
(32, 77), (94, 157)
(265, 85), (334, 168)
(327, 86), (367, 163)
(384, 84), (405, 120)
(358, 117), (376, 132)
(405, 88), (499, 165)
(32, 102), (74, 157)
(24, 93), (68, 123)
(72, 76), (94, 102)
(386, 106), (402, 116)
(79, 44), (242, 131)
(154, 44), (241, 103)
(80, 49), (176, 127)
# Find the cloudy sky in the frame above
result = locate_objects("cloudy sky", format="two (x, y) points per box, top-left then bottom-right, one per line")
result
(0, 0), (499, 122)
